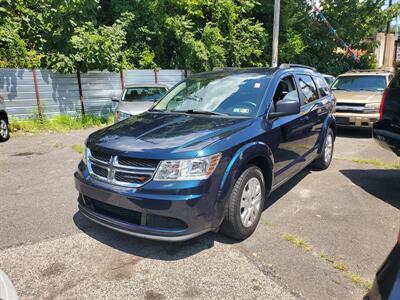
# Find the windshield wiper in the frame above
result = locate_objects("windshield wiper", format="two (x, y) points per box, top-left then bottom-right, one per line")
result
(150, 108), (167, 112)
(171, 109), (228, 116)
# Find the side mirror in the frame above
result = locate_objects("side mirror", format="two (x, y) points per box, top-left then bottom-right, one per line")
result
(111, 97), (119, 102)
(269, 99), (300, 119)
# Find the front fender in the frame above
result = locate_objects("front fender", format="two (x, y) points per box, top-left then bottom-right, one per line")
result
(317, 114), (336, 154)
(217, 141), (274, 202)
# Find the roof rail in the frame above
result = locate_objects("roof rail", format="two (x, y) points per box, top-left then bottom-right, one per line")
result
(279, 64), (316, 71)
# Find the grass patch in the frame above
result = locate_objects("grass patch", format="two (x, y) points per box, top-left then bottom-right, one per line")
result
(318, 250), (371, 291)
(282, 233), (313, 252)
(292, 244), (372, 291)
(333, 261), (346, 272)
(350, 158), (400, 169)
(318, 250), (334, 264)
(345, 272), (372, 290)
(10, 114), (114, 134)
(71, 144), (84, 154)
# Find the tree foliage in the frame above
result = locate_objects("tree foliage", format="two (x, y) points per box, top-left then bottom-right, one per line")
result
(0, 0), (399, 74)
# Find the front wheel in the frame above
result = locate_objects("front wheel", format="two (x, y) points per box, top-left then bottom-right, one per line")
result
(0, 116), (9, 142)
(312, 128), (334, 170)
(220, 165), (265, 240)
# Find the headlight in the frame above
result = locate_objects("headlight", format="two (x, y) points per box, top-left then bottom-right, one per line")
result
(364, 102), (381, 113)
(116, 111), (131, 121)
(154, 153), (222, 181)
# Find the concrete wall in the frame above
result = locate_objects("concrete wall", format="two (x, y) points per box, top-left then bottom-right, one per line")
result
(0, 69), (186, 118)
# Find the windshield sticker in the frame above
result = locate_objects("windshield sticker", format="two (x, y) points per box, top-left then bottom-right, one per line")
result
(233, 108), (250, 114)
(254, 83), (261, 88)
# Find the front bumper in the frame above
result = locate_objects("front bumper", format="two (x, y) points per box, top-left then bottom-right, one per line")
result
(74, 162), (225, 241)
(335, 112), (379, 128)
(373, 120), (400, 157)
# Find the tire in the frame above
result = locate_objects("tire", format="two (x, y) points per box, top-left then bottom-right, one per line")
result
(220, 165), (266, 240)
(312, 128), (334, 170)
(0, 115), (9, 142)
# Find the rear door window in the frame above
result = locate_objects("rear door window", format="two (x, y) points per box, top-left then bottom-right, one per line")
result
(297, 75), (319, 104)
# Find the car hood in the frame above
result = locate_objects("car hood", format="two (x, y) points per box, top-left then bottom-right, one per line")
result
(117, 101), (154, 115)
(333, 90), (383, 104)
(87, 112), (252, 159)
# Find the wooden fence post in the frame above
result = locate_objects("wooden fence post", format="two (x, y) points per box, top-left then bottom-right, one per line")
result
(154, 65), (158, 83)
(76, 68), (85, 116)
(120, 70), (125, 90)
(32, 67), (42, 118)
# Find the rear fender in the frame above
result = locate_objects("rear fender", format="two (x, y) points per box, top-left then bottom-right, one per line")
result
(317, 115), (336, 154)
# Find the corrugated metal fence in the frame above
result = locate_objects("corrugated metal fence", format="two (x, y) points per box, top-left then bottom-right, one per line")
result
(0, 68), (186, 118)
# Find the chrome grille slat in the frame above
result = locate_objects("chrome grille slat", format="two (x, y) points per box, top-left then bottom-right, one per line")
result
(87, 149), (158, 187)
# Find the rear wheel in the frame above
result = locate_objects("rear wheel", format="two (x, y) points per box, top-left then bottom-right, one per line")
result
(312, 128), (334, 170)
(0, 116), (9, 142)
(220, 165), (265, 240)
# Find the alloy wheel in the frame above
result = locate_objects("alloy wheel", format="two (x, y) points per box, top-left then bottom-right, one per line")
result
(0, 119), (8, 139)
(240, 177), (262, 228)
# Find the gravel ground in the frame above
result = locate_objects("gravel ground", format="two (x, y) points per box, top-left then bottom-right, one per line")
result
(0, 127), (399, 299)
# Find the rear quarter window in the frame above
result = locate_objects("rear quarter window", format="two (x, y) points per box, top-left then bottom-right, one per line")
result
(314, 76), (331, 97)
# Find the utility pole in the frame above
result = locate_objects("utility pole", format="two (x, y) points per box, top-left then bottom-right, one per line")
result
(271, 0), (280, 67)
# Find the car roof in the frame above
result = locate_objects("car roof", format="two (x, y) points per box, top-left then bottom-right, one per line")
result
(338, 70), (392, 77)
(124, 83), (169, 88)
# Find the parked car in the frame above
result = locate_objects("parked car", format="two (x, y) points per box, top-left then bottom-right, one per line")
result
(322, 74), (335, 86)
(331, 70), (393, 127)
(113, 83), (169, 122)
(372, 76), (400, 156)
(0, 96), (10, 142)
(364, 230), (400, 300)
(74, 64), (336, 241)
(0, 270), (18, 300)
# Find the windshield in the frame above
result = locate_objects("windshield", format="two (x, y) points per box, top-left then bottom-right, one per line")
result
(122, 87), (167, 102)
(152, 73), (271, 117)
(331, 76), (386, 91)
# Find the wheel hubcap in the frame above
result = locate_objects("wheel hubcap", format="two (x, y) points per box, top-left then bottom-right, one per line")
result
(324, 134), (333, 164)
(240, 177), (262, 228)
(0, 120), (7, 138)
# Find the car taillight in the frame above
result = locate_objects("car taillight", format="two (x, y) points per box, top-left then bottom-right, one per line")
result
(379, 90), (388, 120)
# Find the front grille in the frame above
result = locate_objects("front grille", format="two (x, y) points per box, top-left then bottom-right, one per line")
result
(90, 150), (111, 162)
(115, 172), (150, 184)
(92, 165), (108, 178)
(87, 148), (157, 187)
(117, 156), (159, 169)
(336, 102), (368, 113)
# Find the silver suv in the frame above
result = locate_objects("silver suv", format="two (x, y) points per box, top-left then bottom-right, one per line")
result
(0, 97), (9, 142)
(112, 83), (169, 122)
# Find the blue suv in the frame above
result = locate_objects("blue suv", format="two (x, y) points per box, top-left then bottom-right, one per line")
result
(74, 65), (336, 241)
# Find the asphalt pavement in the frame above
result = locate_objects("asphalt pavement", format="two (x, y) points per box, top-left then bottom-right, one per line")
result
(0, 127), (399, 299)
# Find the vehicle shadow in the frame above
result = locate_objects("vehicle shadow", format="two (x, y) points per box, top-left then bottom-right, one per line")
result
(340, 169), (400, 209)
(73, 167), (312, 260)
(337, 127), (372, 139)
(73, 211), (234, 261)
